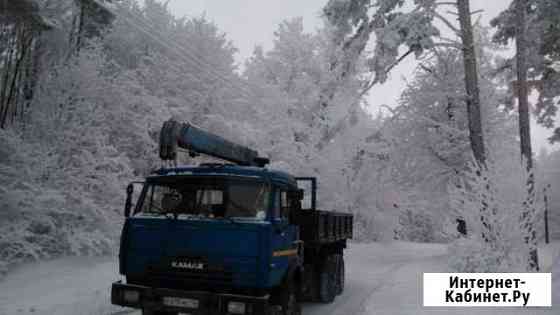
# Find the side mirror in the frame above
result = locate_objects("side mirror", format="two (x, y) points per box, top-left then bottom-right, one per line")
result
(124, 184), (134, 218)
(295, 177), (317, 210)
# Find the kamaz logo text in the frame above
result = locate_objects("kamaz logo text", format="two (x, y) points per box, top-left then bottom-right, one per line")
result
(171, 261), (204, 270)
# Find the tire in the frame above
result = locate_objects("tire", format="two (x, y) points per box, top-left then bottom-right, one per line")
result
(333, 255), (340, 295)
(334, 255), (341, 295)
(337, 255), (345, 295)
(318, 255), (336, 303)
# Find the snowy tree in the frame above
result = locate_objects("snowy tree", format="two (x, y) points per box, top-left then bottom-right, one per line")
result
(537, 150), (560, 240)
(448, 159), (543, 272)
(491, 0), (560, 143)
(490, 0), (554, 271)
(384, 25), (519, 242)
(244, 17), (396, 239)
(322, 0), (496, 169)
(323, 0), (440, 88)
(0, 44), (128, 276)
(0, 0), (257, 273)
(0, 0), (116, 130)
(244, 18), (327, 158)
(394, 205), (437, 243)
(456, 0), (486, 167)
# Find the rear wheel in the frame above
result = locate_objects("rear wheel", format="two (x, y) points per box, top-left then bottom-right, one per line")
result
(318, 255), (337, 303)
(336, 254), (345, 295)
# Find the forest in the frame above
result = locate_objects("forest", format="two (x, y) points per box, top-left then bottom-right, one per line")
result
(1, 0), (560, 279)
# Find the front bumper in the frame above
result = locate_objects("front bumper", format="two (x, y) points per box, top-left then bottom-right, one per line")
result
(111, 281), (270, 315)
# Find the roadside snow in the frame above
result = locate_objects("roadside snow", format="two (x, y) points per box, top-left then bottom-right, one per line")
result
(0, 256), (123, 315)
(357, 241), (559, 315)
(305, 241), (448, 315)
(539, 242), (560, 272)
(0, 241), (558, 315)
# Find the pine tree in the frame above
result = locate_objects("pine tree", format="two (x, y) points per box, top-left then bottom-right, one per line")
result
(492, 0), (560, 143)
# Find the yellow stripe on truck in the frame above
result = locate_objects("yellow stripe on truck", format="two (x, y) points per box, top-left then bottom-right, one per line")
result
(272, 249), (298, 257)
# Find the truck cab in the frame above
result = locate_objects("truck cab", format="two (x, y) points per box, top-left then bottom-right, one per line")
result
(111, 120), (352, 315)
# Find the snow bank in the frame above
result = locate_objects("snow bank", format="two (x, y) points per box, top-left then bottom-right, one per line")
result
(0, 255), (123, 315)
(539, 241), (560, 272)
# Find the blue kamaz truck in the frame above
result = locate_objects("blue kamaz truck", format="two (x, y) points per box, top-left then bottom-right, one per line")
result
(111, 120), (353, 315)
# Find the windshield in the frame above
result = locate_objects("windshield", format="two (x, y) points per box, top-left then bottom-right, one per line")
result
(137, 177), (269, 220)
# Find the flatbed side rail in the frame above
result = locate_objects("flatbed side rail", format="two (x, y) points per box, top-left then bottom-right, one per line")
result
(297, 210), (353, 244)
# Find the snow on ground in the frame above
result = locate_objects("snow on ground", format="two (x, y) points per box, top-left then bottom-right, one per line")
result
(0, 241), (558, 315)
(0, 256), (123, 315)
(356, 242), (560, 315)
(539, 242), (560, 272)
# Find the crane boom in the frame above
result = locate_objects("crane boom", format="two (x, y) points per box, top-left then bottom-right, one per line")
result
(159, 119), (269, 167)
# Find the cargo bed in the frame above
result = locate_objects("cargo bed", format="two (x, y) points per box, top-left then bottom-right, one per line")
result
(297, 210), (353, 245)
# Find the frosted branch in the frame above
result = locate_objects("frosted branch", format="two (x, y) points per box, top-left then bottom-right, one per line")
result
(433, 11), (461, 35)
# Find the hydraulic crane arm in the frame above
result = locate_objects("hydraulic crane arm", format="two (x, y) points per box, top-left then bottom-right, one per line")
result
(159, 119), (269, 167)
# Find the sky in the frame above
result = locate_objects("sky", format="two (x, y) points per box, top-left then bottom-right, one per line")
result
(167, 0), (558, 154)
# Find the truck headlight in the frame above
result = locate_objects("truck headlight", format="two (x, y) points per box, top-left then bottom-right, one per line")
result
(123, 290), (140, 303)
(227, 301), (246, 314)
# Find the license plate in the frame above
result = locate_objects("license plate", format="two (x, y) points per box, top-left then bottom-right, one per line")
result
(162, 296), (199, 309)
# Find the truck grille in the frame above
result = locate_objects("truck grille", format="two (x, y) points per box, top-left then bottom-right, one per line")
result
(143, 265), (234, 290)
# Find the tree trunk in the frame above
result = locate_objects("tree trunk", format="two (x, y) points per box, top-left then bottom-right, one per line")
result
(457, 0), (485, 167)
(515, 0), (539, 271)
(0, 25), (18, 129)
(457, 0), (494, 241)
(3, 28), (28, 129)
(76, 0), (86, 53)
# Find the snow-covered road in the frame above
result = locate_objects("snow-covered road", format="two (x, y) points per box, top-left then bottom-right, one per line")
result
(0, 242), (558, 315)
